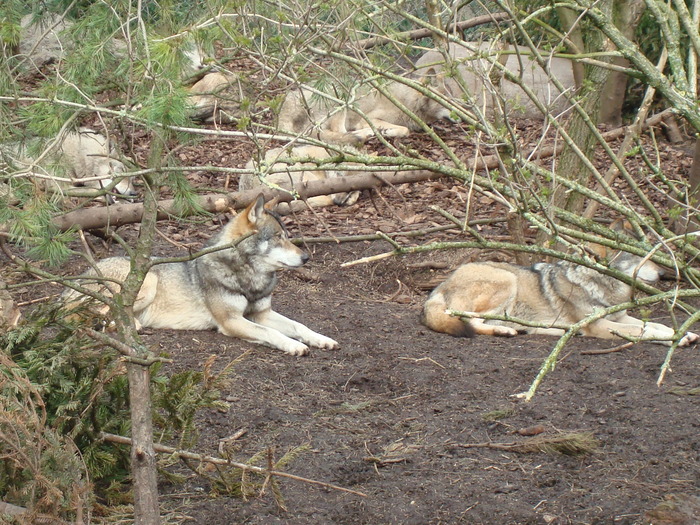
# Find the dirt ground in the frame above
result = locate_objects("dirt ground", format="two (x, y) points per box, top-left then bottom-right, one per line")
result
(150, 237), (700, 525)
(8, 101), (700, 523)
(116, 118), (699, 524)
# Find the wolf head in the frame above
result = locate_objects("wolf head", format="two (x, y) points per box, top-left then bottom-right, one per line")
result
(220, 195), (309, 270)
(409, 68), (461, 125)
(592, 220), (664, 284)
(92, 158), (137, 199)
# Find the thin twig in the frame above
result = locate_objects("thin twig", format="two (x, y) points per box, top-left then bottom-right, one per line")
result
(100, 432), (367, 497)
(581, 342), (635, 355)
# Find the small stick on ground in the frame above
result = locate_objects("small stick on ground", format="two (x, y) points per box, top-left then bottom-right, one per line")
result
(581, 341), (635, 355)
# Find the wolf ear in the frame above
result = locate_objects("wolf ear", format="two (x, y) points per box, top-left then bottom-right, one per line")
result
(265, 196), (280, 210)
(246, 194), (267, 224)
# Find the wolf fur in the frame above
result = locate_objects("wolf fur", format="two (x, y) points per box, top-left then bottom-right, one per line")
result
(1, 128), (136, 199)
(63, 196), (338, 356)
(277, 74), (454, 145)
(188, 71), (252, 124)
(415, 42), (576, 119)
(423, 236), (698, 347)
(239, 145), (360, 213)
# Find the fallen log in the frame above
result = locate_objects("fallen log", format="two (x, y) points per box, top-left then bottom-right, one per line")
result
(51, 169), (447, 232)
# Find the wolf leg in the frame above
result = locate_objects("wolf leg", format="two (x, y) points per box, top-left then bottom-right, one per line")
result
(218, 317), (311, 355)
(251, 309), (339, 350)
(586, 316), (698, 346)
(470, 317), (519, 337)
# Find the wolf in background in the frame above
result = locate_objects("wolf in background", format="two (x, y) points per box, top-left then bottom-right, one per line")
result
(239, 145), (360, 213)
(277, 71), (455, 145)
(63, 196), (338, 356)
(1, 128), (136, 200)
(414, 42), (576, 120)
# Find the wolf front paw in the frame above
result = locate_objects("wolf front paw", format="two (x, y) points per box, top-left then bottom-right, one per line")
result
(308, 334), (339, 350)
(380, 126), (410, 138)
(678, 331), (699, 347)
(282, 340), (310, 356)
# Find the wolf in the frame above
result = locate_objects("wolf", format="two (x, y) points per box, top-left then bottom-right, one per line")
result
(63, 195), (338, 356)
(422, 231), (699, 346)
(414, 42), (576, 119)
(1, 128), (136, 200)
(239, 145), (360, 213)
(188, 71), (253, 124)
(277, 72), (455, 145)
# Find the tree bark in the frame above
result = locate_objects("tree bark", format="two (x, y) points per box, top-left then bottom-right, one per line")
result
(556, 6), (586, 89)
(551, 0), (614, 216)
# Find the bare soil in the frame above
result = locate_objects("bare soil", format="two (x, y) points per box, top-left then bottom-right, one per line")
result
(151, 236), (700, 525)
(127, 119), (699, 524)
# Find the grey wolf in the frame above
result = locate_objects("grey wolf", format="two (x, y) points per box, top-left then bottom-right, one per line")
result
(415, 42), (576, 119)
(423, 230), (698, 346)
(277, 72), (455, 145)
(239, 145), (360, 213)
(1, 128), (136, 200)
(63, 195), (338, 356)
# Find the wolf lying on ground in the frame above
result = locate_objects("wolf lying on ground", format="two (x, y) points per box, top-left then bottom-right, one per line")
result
(239, 145), (360, 213)
(188, 71), (253, 124)
(423, 225), (699, 346)
(1, 128), (136, 200)
(415, 42), (576, 120)
(277, 71), (455, 145)
(63, 196), (338, 356)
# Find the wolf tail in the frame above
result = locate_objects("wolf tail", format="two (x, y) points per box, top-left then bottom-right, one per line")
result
(421, 290), (475, 338)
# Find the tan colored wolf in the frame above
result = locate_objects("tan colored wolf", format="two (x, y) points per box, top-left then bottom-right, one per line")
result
(423, 230), (698, 346)
(63, 196), (338, 356)
(1, 128), (136, 199)
(277, 73), (454, 145)
(415, 42), (576, 119)
(239, 145), (360, 213)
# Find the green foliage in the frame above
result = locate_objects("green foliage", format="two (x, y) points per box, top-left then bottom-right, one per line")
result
(0, 305), (235, 507)
(6, 197), (77, 266)
(0, 1), (22, 47)
(152, 355), (232, 448)
(137, 83), (191, 128)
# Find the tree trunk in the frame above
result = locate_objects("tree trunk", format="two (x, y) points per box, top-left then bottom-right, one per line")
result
(599, 0), (645, 125)
(551, 0), (614, 217)
(126, 355), (160, 524)
(0, 278), (20, 332)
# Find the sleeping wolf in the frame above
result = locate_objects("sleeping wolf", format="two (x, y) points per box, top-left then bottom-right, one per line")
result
(239, 145), (360, 213)
(278, 72), (454, 145)
(1, 128), (136, 199)
(63, 196), (338, 356)
(423, 229), (698, 346)
(415, 42), (576, 119)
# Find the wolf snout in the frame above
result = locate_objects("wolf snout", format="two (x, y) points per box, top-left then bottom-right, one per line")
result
(121, 188), (139, 199)
(300, 252), (310, 265)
